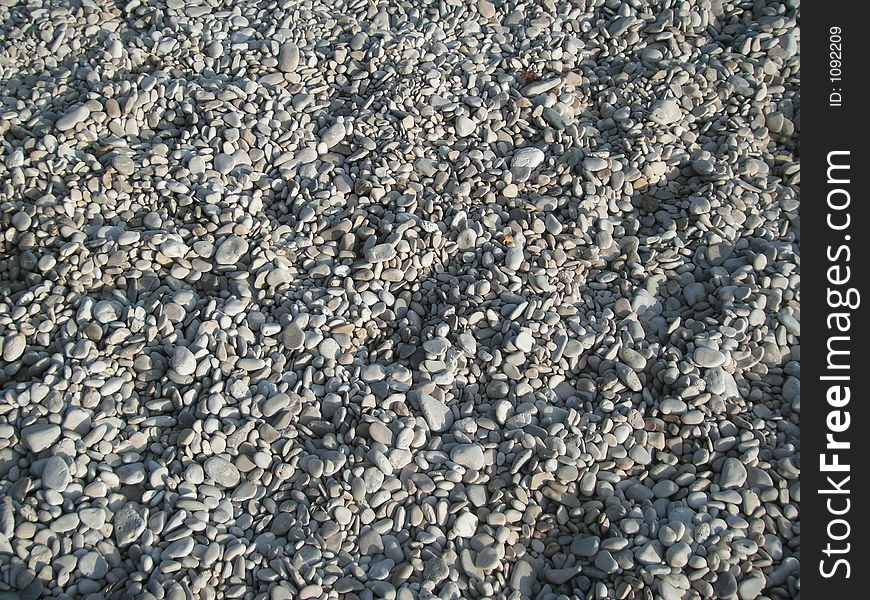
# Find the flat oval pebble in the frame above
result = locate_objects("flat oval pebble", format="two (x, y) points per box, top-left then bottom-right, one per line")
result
(693, 346), (727, 368)
(41, 456), (71, 491)
(282, 323), (305, 350)
(214, 235), (249, 265)
(277, 42), (300, 72)
(203, 457), (240, 488)
(511, 147), (545, 169)
(55, 104), (91, 131)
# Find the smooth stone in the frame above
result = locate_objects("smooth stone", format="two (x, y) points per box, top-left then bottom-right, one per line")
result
(92, 300), (121, 324)
(56, 104), (91, 131)
(636, 542), (662, 564)
(184, 463), (204, 485)
(171, 346), (197, 376)
(584, 157), (609, 171)
(188, 155), (206, 174)
(423, 338), (449, 355)
(571, 535), (599, 557)
(41, 456), (71, 491)
(261, 393), (291, 417)
(510, 559), (536, 596)
(21, 424), (61, 453)
(456, 229), (478, 250)
(737, 574), (766, 600)
(214, 235), (249, 265)
(282, 323), (305, 350)
(116, 463), (145, 485)
(3, 333), (26, 361)
(505, 247), (524, 270)
(318, 338), (341, 360)
(523, 78), (561, 95)
(214, 153), (235, 174)
(419, 394), (452, 432)
(455, 116), (475, 137)
(511, 147), (545, 170)
(515, 330), (534, 352)
(78, 551), (108, 578)
(112, 155), (135, 175)
(693, 346), (726, 368)
(321, 123), (346, 148)
(594, 550), (618, 573)
(450, 444), (485, 470)
(720, 457), (748, 489)
(277, 42), (300, 72)
(79, 508), (106, 529)
(683, 282), (706, 305)
(652, 480), (679, 498)
(365, 243), (396, 263)
(476, 546), (500, 570)
(452, 511), (478, 537)
(659, 581), (684, 600)
(477, 0), (495, 18)
(714, 572), (738, 597)
(650, 98), (682, 125)
(665, 542), (691, 568)
(204, 457), (241, 488)
(629, 444), (652, 465)
(545, 566), (582, 585)
(368, 558), (394, 580)
(423, 556), (450, 582)
(163, 538), (195, 559)
(266, 267), (292, 287)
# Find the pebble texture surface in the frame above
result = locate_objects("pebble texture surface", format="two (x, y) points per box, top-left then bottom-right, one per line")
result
(0, 0), (799, 599)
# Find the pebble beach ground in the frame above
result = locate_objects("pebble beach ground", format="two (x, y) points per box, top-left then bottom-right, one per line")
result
(0, 1), (799, 599)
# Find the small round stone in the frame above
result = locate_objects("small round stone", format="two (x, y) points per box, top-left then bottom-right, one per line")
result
(203, 457), (241, 488)
(214, 153), (236, 174)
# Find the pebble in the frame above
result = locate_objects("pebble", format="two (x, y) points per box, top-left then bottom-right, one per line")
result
(78, 551), (109, 579)
(55, 104), (90, 131)
(214, 235), (249, 265)
(477, 0), (495, 18)
(41, 456), (70, 491)
(650, 98), (682, 125)
(2, 333), (25, 361)
(693, 346), (727, 368)
(419, 394), (452, 433)
(510, 559), (536, 596)
(714, 572), (738, 597)
(113, 504), (146, 547)
(450, 444), (485, 470)
(666, 542), (692, 568)
(321, 123), (347, 148)
(455, 116), (475, 137)
(204, 457), (241, 488)
(21, 424), (61, 453)
(170, 346), (197, 376)
(0, 2), (801, 599)
(720, 457), (749, 489)
(452, 511), (478, 538)
(511, 147), (546, 169)
(112, 155), (136, 175)
(282, 323), (305, 350)
(214, 153), (235, 174)
(277, 42), (300, 72)
(365, 244), (396, 263)
(737, 575), (766, 600)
